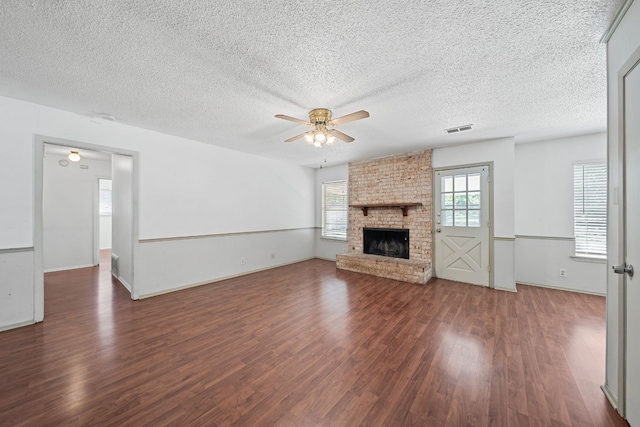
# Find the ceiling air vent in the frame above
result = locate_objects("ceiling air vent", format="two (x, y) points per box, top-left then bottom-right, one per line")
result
(445, 124), (473, 134)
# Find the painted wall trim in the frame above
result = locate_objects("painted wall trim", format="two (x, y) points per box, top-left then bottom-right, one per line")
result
(139, 227), (316, 243)
(515, 235), (574, 241)
(494, 285), (518, 293)
(494, 237), (515, 241)
(118, 276), (132, 293)
(0, 320), (36, 333)
(0, 247), (34, 254)
(518, 280), (606, 296)
(601, 0), (635, 43)
(44, 264), (96, 273)
(601, 383), (619, 411)
(316, 256), (339, 261)
(138, 257), (316, 299)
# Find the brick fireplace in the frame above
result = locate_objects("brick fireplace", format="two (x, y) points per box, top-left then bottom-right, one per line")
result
(336, 150), (432, 284)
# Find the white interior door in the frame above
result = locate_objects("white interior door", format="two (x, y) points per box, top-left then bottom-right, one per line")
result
(623, 58), (640, 427)
(434, 165), (490, 286)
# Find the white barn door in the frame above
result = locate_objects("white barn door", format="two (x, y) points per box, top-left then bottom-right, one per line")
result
(434, 165), (490, 286)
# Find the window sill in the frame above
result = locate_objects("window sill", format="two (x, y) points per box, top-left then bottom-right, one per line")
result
(321, 236), (347, 242)
(571, 255), (606, 264)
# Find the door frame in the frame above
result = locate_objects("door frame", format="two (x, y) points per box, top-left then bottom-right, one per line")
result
(33, 135), (140, 322)
(432, 161), (494, 288)
(615, 42), (640, 420)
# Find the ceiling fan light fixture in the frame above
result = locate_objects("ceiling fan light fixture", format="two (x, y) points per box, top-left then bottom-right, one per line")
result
(68, 151), (81, 162)
(304, 133), (314, 144)
(275, 108), (369, 146)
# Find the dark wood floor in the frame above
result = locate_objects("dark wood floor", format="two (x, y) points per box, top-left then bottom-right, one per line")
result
(0, 253), (628, 426)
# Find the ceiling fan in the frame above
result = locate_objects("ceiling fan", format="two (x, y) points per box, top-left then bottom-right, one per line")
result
(275, 108), (370, 147)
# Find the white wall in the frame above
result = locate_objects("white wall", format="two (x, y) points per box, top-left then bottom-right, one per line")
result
(514, 133), (607, 295)
(605, 0), (640, 411)
(111, 154), (134, 291)
(139, 229), (315, 296)
(314, 164), (349, 260)
(0, 95), (316, 330)
(433, 138), (516, 291)
(43, 153), (111, 271)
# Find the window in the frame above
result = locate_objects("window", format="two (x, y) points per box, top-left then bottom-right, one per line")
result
(574, 162), (607, 257)
(440, 172), (481, 227)
(322, 180), (348, 240)
(99, 179), (112, 215)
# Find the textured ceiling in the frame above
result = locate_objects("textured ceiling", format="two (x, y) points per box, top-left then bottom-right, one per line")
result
(0, 0), (624, 168)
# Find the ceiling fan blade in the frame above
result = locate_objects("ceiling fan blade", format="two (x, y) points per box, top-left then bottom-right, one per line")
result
(284, 131), (309, 143)
(329, 110), (370, 126)
(329, 129), (355, 143)
(275, 114), (311, 126)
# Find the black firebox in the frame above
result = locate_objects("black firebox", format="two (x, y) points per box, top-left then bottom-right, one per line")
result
(363, 228), (409, 259)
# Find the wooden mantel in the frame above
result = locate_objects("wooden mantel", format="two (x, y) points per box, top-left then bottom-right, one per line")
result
(349, 202), (422, 217)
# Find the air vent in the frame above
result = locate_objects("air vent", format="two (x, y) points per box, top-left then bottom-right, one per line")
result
(111, 253), (119, 278)
(445, 124), (473, 134)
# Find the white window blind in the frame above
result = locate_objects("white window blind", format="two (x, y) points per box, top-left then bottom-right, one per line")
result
(574, 162), (607, 257)
(99, 179), (112, 216)
(322, 180), (348, 240)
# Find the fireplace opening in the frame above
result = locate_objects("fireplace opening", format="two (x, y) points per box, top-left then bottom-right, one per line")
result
(363, 228), (409, 259)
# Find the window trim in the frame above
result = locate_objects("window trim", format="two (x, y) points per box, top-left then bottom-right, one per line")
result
(322, 180), (348, 241)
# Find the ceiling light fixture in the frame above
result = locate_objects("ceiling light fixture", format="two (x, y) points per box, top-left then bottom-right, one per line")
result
(302, 120), (339, 149)
(276, 108), (369, 147)
(68, 151), (81, 162)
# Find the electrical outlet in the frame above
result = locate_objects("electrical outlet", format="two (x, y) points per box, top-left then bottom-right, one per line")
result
(559, 268), (567, 278)
(240, 257), (245, 265)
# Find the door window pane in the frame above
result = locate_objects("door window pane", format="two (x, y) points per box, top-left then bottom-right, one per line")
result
(454, 175), (466, 191)
(442, 176), (453, 192)
(442, 210), (453, 226)
(454, 210), (467, 226)
(442, 193), (453, 209)
(468, 173), (480, 191)
(468, 192), (480, 209)
(454, 193), (467, 207)
(468, 210), (480, 227)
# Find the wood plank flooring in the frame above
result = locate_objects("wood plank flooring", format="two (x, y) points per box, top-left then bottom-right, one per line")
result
(0, 254), (628, 426)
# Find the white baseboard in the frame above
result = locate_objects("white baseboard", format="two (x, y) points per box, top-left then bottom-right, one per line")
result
(117, 276), (131, 292)
(517, 281), (605, 296)
(601, 383), (619, 412)
(0, 320), (36, 332)
(44, 263), (96, 273)
(493, 285), (518, 293)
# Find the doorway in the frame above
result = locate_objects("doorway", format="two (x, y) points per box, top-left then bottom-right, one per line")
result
(434, 165), (491, 286)
(34, 136), (139, 322)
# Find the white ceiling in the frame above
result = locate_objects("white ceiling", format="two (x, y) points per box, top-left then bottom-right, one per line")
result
(0, 1), (624, 168)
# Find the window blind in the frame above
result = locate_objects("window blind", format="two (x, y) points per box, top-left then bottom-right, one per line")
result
(574, 162), (607, 257)
(99, 179), (112, 215)
(322, 180), (348, 240)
